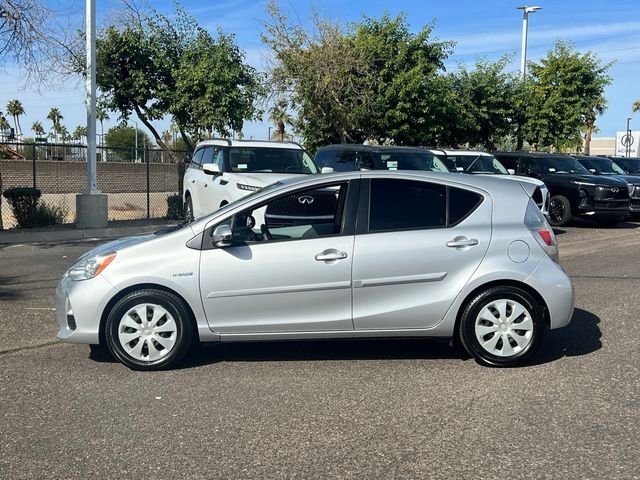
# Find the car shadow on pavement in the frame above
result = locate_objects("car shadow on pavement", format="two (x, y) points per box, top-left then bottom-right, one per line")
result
(0, 275), (24, 301)
(529, 307), (602, 366)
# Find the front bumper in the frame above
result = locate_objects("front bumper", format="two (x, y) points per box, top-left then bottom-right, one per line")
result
(525, 256), (574, 329)
(55, 274), (117, 344)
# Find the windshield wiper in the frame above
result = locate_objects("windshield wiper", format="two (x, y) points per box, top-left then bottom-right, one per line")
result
(464, 155), (482, 173)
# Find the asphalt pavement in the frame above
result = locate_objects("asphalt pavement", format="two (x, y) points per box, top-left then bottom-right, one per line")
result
(0, 223), (639, 479)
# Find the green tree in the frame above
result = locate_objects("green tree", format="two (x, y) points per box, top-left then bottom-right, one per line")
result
(96, 106), (110, 147)
(526, 41), (612, 152)
(448, 58), (518, 150)
(104, 125), (152, 157)
(72, 125), (87, 144)
(6, 99), (25, 137)
(268, 98), (293, 141)
(46, 107), (63, 143)
(261, 3), (453, 150)
(31, 120), (45, 137)
(0, 114), (11, 139)
(633, 100), (640, 113)
(91, 4), (262, 155)
(58, 125), (69, 143)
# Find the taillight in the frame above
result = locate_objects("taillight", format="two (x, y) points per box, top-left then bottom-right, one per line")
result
(538, 230), (554, 246)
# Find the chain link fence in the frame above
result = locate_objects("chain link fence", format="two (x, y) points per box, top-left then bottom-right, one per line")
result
(0, 142), (189, 229)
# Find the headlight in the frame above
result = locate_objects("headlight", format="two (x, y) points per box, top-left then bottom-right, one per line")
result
(628, 184), (637, 196)
(236, 183), (261, 192)
(570, 180), (596, 187)
(67, 252), (116, 281)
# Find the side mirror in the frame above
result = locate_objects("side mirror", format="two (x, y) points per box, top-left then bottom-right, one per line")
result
(455, 166), (464, 172)
(589, 168), (597, 174)
(202, 163), (221, 176)
(321, 166), (334, 174)
(507, 169), (515, 175)
(212, 224), (232, 248)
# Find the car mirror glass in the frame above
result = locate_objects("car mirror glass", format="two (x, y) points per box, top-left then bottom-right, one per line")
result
(507, 168), (515, 175)
(212, 224), (232, 247)
(321, 166), (334, 174)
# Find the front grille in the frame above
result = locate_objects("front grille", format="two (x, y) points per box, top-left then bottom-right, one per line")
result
(595, 186), (628, 200)
(265, 189), (338, 227)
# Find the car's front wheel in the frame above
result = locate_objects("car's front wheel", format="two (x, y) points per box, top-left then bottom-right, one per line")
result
(459, 286), (544, 367)
(105, 289), (195, 370)
(184, 196), (194, 222)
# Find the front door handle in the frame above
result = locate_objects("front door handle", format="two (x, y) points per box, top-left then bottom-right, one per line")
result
(446, 237), (479, 248)
(315, 249), (348, 262)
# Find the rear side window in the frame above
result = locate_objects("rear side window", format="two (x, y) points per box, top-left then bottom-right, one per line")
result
(449, 187), (483, 225)
(369, 179), (446, 231)
(368, 179), (483, 232)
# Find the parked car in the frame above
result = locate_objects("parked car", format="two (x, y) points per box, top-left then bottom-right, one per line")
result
(573, 155), (640, 218)
(606, 156), (640, 175)
(494, 152), (630, 227)
(428, 148), (549, 215)
(56, 171), (574, 370)
(314, 144), (450, 173)
(183, 139), (319, 221)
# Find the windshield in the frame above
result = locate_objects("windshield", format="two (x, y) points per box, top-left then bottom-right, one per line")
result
(228, 148), (318, 174)
(614, 158), (640, 174)
(377, 151), (449, 172)
(541, 157), (590, 174)
(580, 158), (626, 175)
(446, 154), (509, 174)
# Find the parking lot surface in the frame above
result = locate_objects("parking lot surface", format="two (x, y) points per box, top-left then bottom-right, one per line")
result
(1, 223), (639, 479)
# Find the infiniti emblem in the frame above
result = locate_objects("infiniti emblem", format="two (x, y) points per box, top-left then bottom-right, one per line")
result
(611, 187), (619, 193)
(298, 195), (314, 205)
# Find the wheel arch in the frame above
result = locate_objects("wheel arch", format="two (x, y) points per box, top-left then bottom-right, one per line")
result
(98, 283), (200, 346)
(452, 279), (551, 341)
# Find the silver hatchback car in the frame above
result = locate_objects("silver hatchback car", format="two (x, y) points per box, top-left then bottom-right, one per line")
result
(56, 171), (574, 370)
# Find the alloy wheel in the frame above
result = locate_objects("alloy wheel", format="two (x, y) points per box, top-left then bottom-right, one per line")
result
(474, 299), (534, 357)
(549, 198), (565, 225)
(117, 303), (177, 362)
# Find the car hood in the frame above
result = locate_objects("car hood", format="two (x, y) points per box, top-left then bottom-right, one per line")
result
(74, 234), (157, 262)
(230, 172), (310, 187)
(572, 174), (629, 186)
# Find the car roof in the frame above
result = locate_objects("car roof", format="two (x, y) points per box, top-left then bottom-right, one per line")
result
(428, 149), (493, 156)
(493, 151), (574, 158)
(316, 144), (428, 153)
(195, 139), (304, 150)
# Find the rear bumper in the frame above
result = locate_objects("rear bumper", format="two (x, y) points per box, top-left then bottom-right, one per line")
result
(525, 256), (574, 329)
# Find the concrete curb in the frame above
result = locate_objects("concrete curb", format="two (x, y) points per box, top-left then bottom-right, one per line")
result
(0, 223), (172, 244)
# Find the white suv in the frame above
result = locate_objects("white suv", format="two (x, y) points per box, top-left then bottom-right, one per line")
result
(183, 139), (318, 221)
(427, 149), (550, 215)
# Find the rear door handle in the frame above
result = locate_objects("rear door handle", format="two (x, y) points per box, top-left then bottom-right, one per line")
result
(446, 237), (479, 248)
(315, 250), (348, 262)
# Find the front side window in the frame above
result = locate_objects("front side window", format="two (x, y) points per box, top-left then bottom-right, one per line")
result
(227, 147), (318, 174)
(216, 183), (348, 245)
(334, 151), (358, 171)
(190, 148), (205, 167)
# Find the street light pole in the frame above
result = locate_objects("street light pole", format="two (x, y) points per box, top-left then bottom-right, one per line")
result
(517, 6), (542, 78)
(627, 117), (632, 158)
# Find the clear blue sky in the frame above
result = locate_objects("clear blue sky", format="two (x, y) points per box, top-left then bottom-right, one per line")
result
(2, 0), (639, 143)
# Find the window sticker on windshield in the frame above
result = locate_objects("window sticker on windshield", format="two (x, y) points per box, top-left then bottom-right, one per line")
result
(386, 160), (398, 170)
(548, 167), (556, 172)
(237, 163), (248, 170)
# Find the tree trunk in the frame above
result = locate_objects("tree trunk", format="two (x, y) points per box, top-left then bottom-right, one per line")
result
(584, 121), (594, 155)
(133, 105), (177, 162)
(516, 125), (524, 150)
(178, 127), (193, 152)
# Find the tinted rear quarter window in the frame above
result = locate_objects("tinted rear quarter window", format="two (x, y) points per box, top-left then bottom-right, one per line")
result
(449, 187), (483, 225)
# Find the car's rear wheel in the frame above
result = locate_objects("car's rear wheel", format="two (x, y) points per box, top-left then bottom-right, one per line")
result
(184, 195), (194, 222)
(548, 195), (572, 227)
(459, 286), (544, 367)
(105, 289), (195, 371)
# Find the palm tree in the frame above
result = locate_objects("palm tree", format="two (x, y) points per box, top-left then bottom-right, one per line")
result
(46, 107), (63, 143)
(96, 106), (109, 147)
(72, 126), (87, 144)
(32, 121), (45, 137)
(268, 99), (293, 141)
(633, 100), (640, 113)
(6, 99), (25, 138)
(0, 114), (11, 141)
(58, 125), (70, 144)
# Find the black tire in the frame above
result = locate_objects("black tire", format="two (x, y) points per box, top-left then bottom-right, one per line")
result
(105, 289), (195, 371)
(548, 195), (572, 227)
(89, 343), (112, 360)
(459, 286), (545, 367)
(597, 216), (625, 227)
(184, 195), (194, 222)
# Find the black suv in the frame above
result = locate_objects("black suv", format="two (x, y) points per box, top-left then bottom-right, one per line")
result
(314, 145), (450, 173)
(606, 156), (640, 175)
(493, 152), (630, 227)
(574, 155), (640, 218)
